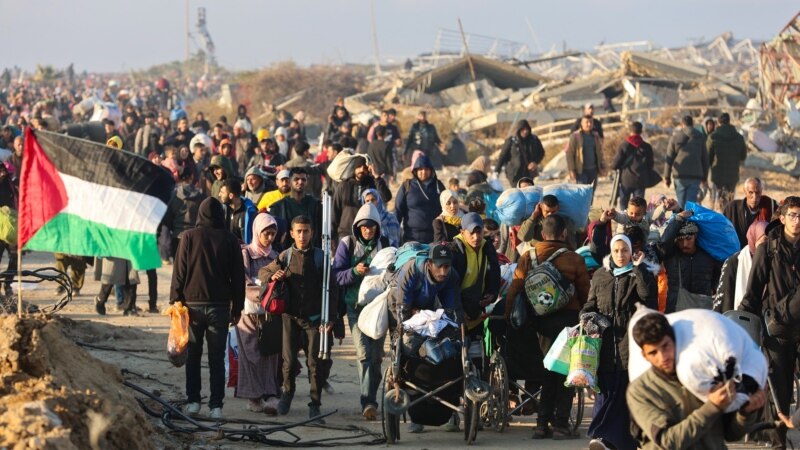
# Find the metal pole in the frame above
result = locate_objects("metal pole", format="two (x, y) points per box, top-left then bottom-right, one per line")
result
(369, 0), (382, 76)
(457, 18), (477, 82)
(16, 245), (21, 318)
(185, 0), (190, 61)
(319, 192), (332, 360)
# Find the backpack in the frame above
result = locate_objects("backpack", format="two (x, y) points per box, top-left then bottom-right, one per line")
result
(388, 242), (430, 273)
(524, 248), (575, 316)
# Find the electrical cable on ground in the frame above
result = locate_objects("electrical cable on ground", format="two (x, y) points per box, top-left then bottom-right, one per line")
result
(123, 379), (386, 447)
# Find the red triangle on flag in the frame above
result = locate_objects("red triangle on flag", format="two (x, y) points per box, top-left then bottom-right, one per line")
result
(18, 128), (69, 248)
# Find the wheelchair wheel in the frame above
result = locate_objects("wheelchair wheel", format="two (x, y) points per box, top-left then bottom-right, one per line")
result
(464, 398), (479, 445)
(381, 366), (401, 444)
(569, 387), (585, 433)
(483, 352), (509, 432)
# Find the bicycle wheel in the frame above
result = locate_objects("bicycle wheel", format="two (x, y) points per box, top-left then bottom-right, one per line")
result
(381, 366), (400, 444)
(569, 388), (585, 433)
(484, 352), (509, 432)
(464, 398), (479, 445)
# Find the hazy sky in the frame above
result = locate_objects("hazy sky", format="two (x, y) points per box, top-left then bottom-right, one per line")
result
(2, 0), (797, 73)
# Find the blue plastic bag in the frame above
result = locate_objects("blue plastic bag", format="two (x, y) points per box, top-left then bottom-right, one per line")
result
(684, 201), (740, 262)
(483, 190), (501, 223)
(495, 189), (527, 226)
(542, 183), (594, 229)
(520, 186), (543, 218)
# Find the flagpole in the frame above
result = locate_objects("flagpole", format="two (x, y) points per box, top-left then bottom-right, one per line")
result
(16, 245), (21, 318)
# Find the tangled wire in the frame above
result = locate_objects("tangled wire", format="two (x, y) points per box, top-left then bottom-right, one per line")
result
(0, 267), (73, 315)
(123, 379), (386, 447)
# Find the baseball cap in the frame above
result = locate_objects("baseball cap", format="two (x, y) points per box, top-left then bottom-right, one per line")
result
(277, 169), (291, 180)
(429, 244), (452, 266)
(461, 213), (483, 232)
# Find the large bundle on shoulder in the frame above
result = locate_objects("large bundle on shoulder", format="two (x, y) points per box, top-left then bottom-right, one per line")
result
(327, 149), (371, 182)
(683, 201), (740, 261)
(541, 183), (593, 230)
(627, 305), (767, 413)
(495, 186), (542, 226)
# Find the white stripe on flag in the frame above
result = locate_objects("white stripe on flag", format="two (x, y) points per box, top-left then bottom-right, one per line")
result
(59, 173), (167, 234)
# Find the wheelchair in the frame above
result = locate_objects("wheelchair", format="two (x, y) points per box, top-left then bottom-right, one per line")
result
(381, 309), (490, 445)
(479, 315), (585, 434)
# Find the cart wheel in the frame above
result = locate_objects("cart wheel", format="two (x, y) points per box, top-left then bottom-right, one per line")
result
(486, 352), (508, 432)
(381, 366), (400, 444)
(464, 398), (479, 444)
(569, 387), (585, 433)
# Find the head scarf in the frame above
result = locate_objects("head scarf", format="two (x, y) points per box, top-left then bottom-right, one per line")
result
(610, 234), (634, 276)
(246, 213), (277, 259)
(439, 190), (462, 227)
(746, 220), (769, 256)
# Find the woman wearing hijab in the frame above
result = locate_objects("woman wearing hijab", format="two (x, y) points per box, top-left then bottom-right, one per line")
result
(361, 188), (400, 247)
(581, 234), (657, 450)
(235, 213), (282, 414)
(714, 220), (769, 313)
(433, 190), (462, 242)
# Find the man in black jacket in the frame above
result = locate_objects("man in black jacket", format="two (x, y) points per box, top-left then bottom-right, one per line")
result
(269, 168), (322, 249)
(332, 156), (391, 242)
(612, 121), (655, 210)
(739, 197), (800, 449)
(404, 111), (443, 168)
(169, 197), (245, 420)
(260, 215), (334, 423)
(495, 120), (545, 186)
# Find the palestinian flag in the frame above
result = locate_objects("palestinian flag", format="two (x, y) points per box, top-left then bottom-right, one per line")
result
(18, 128), (175, 270)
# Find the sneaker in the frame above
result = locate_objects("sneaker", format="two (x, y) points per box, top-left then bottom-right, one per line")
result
(148, 306), (159, 314)
(73, 289), (80, 297)
(589, 438), (613, 450)
(94, 297), (106, 316)
(552, 425), (579, 440)
(309, 405), (325, 424)
(263, 397), (279, 415)
(209, 407), (223, 420)
(443, 412), (460, 432)
(247, 399), (266, 412)
(162, 259), (172, 266)
(322, 381), (335, 394)
(532, 425), (552, 440)
(407, 422), (424, 433)
(276, 392), (293, 415)
(184, 402), (200, 416)
(362, 404), (377, 421)
(123, 309), (139, 317)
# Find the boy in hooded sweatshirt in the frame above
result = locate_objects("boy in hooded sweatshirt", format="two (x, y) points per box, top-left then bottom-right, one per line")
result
(332, 203), (390, 421)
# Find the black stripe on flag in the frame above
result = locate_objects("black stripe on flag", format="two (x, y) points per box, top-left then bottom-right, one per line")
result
(33, 129), (175, 204)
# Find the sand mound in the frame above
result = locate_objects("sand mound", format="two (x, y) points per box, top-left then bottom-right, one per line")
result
(0, 315), (155, 450)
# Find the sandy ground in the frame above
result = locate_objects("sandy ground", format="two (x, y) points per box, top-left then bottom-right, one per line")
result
(9, 167), (800, 449)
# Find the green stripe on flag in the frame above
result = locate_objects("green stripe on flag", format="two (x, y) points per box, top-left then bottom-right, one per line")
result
(24, 212), (161, 270)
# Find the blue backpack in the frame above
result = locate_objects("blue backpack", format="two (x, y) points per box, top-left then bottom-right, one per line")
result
(389, 242), (430, 273)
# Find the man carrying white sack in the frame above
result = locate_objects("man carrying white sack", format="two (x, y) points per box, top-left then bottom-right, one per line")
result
(626, 312), (766, 450)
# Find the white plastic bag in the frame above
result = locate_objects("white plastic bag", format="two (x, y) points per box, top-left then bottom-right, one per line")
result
(356, 247), (397, 307)
(628, 305), (767, 413)
(327, 150), (372, 182)
(543, 326), (573, 375)
(358, 290), (390, 339)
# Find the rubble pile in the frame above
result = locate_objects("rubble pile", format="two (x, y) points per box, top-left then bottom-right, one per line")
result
(0, 316), (155, 449)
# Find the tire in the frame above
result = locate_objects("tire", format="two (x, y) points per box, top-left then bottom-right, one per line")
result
(485, 352), (509, 432)
(464, 398), (479, 445)
(569, 388), (585, 433)
(381, 366), (400, 444)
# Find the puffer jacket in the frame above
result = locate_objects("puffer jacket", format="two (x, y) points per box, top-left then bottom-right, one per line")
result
(495, 120), (545, 185)
(581, 256), (657, 372)
(707, 124), (747, 188)
(739, 221), (800, 338)
(394, 154), (445, 243)
(664, 126), (707, 181)
(657, 217), (722, 313)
